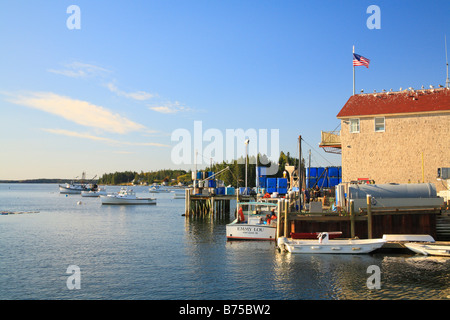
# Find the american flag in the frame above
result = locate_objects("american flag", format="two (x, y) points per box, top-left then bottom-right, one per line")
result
(353, 53), (370, 68)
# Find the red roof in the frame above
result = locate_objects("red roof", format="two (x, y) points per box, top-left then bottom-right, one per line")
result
(337, 88), (450, 118)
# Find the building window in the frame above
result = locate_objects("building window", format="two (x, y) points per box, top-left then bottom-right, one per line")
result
(374, 117), (385, 132)
(349, 118), (360, 133)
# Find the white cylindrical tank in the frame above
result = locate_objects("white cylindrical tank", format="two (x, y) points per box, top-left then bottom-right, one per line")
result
(348, 183), (437, 199)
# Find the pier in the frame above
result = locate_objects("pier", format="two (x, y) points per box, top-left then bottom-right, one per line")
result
(184, 188), (247, 219)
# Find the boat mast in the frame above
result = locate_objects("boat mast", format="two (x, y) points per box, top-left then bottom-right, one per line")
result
(298, 135), (302, 212)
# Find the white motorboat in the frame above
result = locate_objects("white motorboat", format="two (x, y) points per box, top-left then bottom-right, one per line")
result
(100, 188), (156, 205)
(404, 243), (450, 257)
(226, 201), (278, 241)
(81, 187), (107, 197)
(149, 185), (170, 193)
(278, 232), (387, 254)
(172, 190), (185, 199)
(59, 183), (91, 194)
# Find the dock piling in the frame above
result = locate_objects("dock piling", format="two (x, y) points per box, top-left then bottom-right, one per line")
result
(367, 195), (373, 239)
(350, 200), (355, 238)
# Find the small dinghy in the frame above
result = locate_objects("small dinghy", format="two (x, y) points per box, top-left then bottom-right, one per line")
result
(404, 243), (450, 257)
(278, 232), (386, 254)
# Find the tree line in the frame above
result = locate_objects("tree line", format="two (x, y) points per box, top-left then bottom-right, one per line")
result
(97, 151), (303, 186)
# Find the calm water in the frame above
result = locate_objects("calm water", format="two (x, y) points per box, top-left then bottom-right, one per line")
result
(1, 183), (450, 300)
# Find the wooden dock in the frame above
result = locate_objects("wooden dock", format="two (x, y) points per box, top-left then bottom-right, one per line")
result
(184, 188), (245, 218)
(184, 187), (449, 243)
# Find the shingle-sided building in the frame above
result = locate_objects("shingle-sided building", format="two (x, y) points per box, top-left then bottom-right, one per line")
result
(336, 87), (450, 193)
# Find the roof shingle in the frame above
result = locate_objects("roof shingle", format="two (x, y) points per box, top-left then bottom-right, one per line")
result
(337, 88), (450, 118)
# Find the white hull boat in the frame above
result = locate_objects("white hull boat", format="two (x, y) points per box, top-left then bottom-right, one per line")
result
(149, 185), (170, 193)
(278, 232), (387, 254)
(172, 191), (185, 199)
(59, 183), (91, 194)
(81, 188), (107, 197)
(404, 243), (450, 257)
(226, 221), (276, 240)
(226, 201), (278, 241)
(100, 188), (156, 205)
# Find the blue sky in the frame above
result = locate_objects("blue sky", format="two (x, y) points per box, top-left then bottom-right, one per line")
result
(0, 0), (448, 179)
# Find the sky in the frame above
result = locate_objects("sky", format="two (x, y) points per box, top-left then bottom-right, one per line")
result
(0, 0), (449, 180)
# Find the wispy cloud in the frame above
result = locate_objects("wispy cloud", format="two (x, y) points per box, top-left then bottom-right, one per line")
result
(42, 128), (169, 148)
(48, 62), (110, 78)
(106, 82), (155, 101)
(5, 91), (146, 134)
(149, 101), (191, 114)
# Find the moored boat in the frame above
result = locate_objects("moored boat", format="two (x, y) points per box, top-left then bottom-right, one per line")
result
(149, 185), (170, 193)
(100, 188), (156, 205)
(278, 232), (386, 254)
(291, 231), (342, 239)
(172, 190), (185, 199)
(404, 243), (450, 257)
(81, 187), (107, 197)
(226, 201), (278, 241)
(59, 183), (91, 194)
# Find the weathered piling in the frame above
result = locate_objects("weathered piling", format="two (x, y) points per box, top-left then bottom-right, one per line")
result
(350, 199), (355, 238)
(284, 199), (289, 238)
(367, 194), (373, 239)
(184, 188), (233, 219)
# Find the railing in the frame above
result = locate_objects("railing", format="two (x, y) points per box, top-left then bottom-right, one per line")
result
(319, 131), (341, 154)
(319, 131), (341, 147)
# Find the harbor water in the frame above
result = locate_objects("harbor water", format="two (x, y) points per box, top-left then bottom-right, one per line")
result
(1, 183), (450, 300)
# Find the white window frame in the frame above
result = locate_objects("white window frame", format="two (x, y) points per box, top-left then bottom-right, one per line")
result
(349, 118), (360, 133)
(374, 117), (385, 132)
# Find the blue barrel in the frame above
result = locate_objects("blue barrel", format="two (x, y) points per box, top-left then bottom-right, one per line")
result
(277, 178), (288, 188)
(258, 167), (267, 177)
(317, 167), (326, 178)
(196, 172), (202, 179)
(208, 180), (216, 188)
(258, 177), (266, 188)
(277, 187), (287, 194)
(338, 167), (342, 177)
(267, 178), (277, 187)
(267, 187), (277, 193)
(216, 187), (225, 195)
(308, 178), (317, 188)
(328, 167), (340, 178)
(308, 167), (318, 178)
(225, 187), (235, 195)
(328, 177), (340, 187)
(318, 177), (328, 188)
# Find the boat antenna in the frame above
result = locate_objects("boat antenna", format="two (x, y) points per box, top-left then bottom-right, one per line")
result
(446, 35), (450, 88)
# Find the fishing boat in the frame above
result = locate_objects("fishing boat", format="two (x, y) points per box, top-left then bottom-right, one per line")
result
(226, 201), (278, 241)
(59, 172), (97, 194)
(100, 188), (156, 205)
(81, 187), (107, 197)
(59, 183), (92, 194)
(404, 243), (450, 257)
(149, 185), (170, 193)
(278, 232), (386, 254)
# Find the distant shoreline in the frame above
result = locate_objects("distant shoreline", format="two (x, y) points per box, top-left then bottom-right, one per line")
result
(0, 179), (98, 184)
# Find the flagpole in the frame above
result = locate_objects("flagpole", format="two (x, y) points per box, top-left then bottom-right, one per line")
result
(353, 45), (355, 95)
